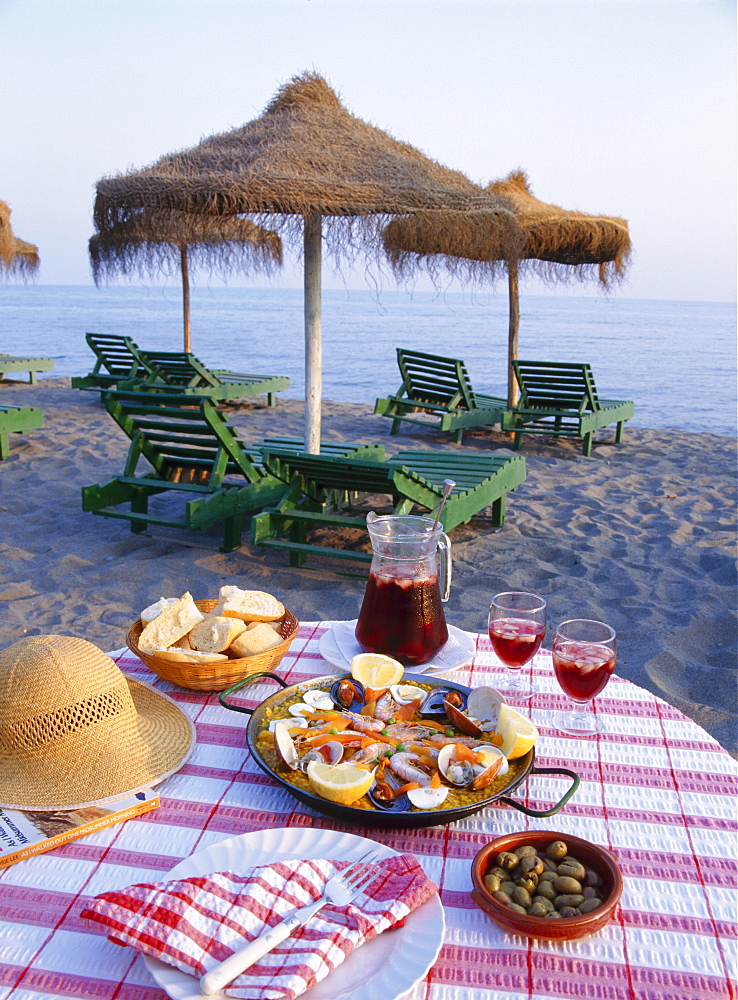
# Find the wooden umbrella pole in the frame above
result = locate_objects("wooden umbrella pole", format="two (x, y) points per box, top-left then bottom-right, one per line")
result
(507, 260), (520, 408)
(304, 210), (322, 454)
(180, 244), (192, 353)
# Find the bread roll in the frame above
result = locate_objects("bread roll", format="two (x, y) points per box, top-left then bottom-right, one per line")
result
(230, 623), (284, 657)
(140, 597), (179, 624)
(189, 616), (246, 653)
(154, 648), (228, 664)
(216, 586), (285, 623)
(138, 592), (204, 653)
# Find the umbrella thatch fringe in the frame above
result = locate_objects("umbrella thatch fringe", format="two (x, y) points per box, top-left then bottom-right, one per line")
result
(0, 201), (39, 279)
(92, 71), (511, 269)
(88, 209), (283, 285)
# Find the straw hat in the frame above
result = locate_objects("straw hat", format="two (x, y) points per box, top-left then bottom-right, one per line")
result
(0, 635), (196, 811)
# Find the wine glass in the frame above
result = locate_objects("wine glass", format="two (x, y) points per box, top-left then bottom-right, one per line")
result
(552, 619), (616, 735)
(488, 592), (546, 701)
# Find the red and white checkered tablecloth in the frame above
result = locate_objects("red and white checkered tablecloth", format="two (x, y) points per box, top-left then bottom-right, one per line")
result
(0, 622), (735, 1000)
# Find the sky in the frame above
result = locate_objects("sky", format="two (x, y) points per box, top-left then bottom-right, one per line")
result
(2, 0), (735, 302)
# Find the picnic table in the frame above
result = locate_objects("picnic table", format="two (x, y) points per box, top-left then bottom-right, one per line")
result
(1, 622), (735, 1000)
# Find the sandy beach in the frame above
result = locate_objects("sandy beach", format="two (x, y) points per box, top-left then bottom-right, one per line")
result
(1, 377), (735, 756)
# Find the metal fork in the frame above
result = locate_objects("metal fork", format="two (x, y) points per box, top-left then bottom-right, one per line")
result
(199, 849), (383, 996)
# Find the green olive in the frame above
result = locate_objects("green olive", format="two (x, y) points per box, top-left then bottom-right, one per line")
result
(483, 873), (501, 894)
(535, 881), (556, 901)
(529, 902), (549, 917)
(553, 876), (583, 894)
(520, 854), (544, 875)
(559, 905), (581, 918)
(584, 867), (602, 888)
(545, 840), (568, 861)
(516, 874), (538, 892)
(554, 893), (584, 910)
(531, 895), (554, 913)
(489, 866), (508, 880)
(557, 861), (586, 881)
(579, 897), (603, 913)
(538, 870), (557, 883)
(508, 902), (528, 915)
(497, 851), (519, 869)
(512, 886), (532, 908)
(545, 910), (562, 918)
(493, 890), (513, 906)
(499, 880), (516, 896)
(514, 845), (537, 859)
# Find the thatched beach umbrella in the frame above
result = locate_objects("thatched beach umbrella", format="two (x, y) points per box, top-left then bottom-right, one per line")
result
(89, 209), (282, 352)
(0, 201), (39, 279)
(93, 71), (519, 450)
(383, 171), (631, 406)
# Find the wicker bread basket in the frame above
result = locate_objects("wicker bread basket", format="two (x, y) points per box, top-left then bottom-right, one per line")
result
(126, 599), (299, 691)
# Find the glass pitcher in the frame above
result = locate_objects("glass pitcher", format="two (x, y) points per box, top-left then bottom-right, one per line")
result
(355, 512), (452, 667)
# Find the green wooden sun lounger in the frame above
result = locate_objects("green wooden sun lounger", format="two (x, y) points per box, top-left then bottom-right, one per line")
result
(0, 405), (44, 460)
(71, 333), (142, 390)
(500, 360), (635, 456)
(120, 349), (290, 406)
(81, 391), (290, 551)
(374, 348), (506, 444)
(251, 445), (527, 565)
(0, 354), (54, 384)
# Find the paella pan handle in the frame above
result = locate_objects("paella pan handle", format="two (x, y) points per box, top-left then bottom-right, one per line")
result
(498, 765), (580, 818)
(218, 672), (289, 715)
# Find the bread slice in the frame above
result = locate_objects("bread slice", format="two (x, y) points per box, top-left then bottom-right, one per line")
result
(140, 597), (179, 624)
(189, 616), (247, 653)
(155, 648), (228, 664)
(216, 586), (285, 623)
(230, 622), (284, 657)
(138, 592), (204, 653)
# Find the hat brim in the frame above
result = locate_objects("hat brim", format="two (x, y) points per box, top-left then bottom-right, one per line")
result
(0, 676), (196, 812)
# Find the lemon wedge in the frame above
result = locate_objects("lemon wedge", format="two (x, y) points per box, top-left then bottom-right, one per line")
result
(497, 704), (539, 759)
(306, 761), (376, 805)
(350, 652), (404, 689)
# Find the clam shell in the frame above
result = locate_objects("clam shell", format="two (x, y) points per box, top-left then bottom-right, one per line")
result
(273, 722), (299, 770)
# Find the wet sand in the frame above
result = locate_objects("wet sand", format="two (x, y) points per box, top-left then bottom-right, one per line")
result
(1, 378), (735, 755)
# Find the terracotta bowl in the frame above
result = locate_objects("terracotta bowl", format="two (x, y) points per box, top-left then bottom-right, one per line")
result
(471, 830), (622, 941)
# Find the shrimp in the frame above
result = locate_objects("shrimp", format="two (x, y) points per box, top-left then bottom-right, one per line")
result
(340, 711), (386, 734)
(346, 742), (386, 765)
(388, 752), (433, 787)
(384, 723), (438, 740)
(373, 691), (403, 721)
(427, 734), (484, 749)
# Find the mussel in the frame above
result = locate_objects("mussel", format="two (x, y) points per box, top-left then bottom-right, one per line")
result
(367, 768), (411, 812)
(330, 677), (365, 712)
(419, 686), (468, 718)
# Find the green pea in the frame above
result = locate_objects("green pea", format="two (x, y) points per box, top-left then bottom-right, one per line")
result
(445, 729), (455, 736)
(328, 728), (338, 734)
(388, 717), (397, 724)
(381, 729), (389, 736)
(396, 743), (405, 751)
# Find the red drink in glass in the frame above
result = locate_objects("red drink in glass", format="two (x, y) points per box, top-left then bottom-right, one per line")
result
(355, 570), (448, 667)
(552, 641), (616, 701)
(489, 617), (545, 667)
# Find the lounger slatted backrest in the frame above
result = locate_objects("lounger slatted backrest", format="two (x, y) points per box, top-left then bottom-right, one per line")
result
(86, 333), (142, 378)
(396, 349), (477, 410)
(512, 361), (599, 412)
(134, 350), (219, 388)
(105, 391), (262, 488)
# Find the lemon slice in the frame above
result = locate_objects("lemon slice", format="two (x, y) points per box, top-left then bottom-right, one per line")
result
(306, 761), (376, 805)
(350, 652), (404, 689)
(497, 704), (539, 759)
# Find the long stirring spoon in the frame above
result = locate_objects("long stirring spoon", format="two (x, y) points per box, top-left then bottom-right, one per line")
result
(431, 479), (456, 532)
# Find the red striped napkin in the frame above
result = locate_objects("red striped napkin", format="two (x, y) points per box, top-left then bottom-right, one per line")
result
(81, 853), (437, 999)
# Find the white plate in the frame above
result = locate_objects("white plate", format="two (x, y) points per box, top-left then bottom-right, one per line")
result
(144, 827), (445, 1000)
(319, 619), (476, 675)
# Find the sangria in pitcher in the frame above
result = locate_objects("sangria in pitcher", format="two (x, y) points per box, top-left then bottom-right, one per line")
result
(355, 513), (451, 666)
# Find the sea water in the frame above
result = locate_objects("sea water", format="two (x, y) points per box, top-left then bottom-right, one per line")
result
(2, 285), (735, 436)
